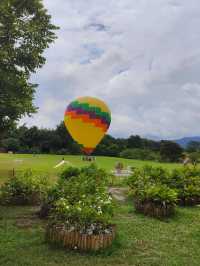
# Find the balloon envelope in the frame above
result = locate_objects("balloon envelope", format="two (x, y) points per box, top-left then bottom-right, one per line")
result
(64, 97), (111, 154)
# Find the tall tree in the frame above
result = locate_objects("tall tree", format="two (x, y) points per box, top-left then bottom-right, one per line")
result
(160, 140), (183, 162)
(0, 0), (58, 142)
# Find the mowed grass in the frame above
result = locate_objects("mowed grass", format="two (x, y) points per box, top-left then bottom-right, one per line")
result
(0, 153), (181, 178)
(0, 201), (200, 266)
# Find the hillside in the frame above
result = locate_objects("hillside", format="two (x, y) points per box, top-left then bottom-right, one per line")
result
(175, 136), (200, 148)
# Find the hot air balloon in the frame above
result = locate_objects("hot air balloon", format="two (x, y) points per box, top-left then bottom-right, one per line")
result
(64, 96), (111, 155)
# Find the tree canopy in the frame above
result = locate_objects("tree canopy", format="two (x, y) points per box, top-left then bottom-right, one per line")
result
(0, 0), (58, 140)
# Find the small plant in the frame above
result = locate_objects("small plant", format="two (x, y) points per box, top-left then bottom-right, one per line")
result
(0, 170), (51, 205)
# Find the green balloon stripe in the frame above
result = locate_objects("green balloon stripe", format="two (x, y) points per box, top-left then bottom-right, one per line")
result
(70, 101), (111, 123)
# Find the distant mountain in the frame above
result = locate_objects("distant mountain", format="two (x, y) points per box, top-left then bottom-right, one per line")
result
(174, 136), (200, 148)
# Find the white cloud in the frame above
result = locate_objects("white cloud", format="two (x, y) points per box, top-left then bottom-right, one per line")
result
(21, 0), (200, 139)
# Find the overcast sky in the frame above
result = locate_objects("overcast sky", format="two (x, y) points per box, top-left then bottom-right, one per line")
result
(21, 0), (200, 140)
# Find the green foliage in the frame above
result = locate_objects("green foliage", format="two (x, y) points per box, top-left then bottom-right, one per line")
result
(59, 166), (81, 181)
(128, 165), (200, 206)
(127, 166), (177, 205)
(160, 141), (183, 162)
(0, 0), (58, 138)
(170, 167), (200, 204)
(2, 137), (20, 152)
(0, 169), (50, 205)
(48, 164), (114, 229)
(139, 184), (177, 203)
(120, 148), (160, 161)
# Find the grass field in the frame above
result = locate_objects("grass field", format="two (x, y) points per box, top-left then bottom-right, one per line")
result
(1, 153), (199, 266)
(0, 200), (200, 266)
(0, 153), (180, 176)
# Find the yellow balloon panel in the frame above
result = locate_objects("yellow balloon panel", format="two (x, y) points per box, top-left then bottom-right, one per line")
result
(64, 116), (105, 148)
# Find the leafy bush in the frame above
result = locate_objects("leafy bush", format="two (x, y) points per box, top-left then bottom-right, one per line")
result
(59, 166), (81, 180)
(136, 184), (177, 204)
(170, 167), (200, 205)
(0, 170), (51, 205)
(128, 165), (170, 188)
(127, 166), (178, 218)
(128, 166), (177, 205)
(46, 164), (114, 233)
(128, 165), (200, 208)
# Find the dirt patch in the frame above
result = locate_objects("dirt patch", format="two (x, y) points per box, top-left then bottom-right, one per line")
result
(15, 218), (35, 229)
(15, 212), (44, 229)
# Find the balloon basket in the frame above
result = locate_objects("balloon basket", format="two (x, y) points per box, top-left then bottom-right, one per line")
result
(82, 156), (96, 162)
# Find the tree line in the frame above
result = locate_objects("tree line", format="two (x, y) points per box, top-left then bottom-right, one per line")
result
(1, 122), (184, 162)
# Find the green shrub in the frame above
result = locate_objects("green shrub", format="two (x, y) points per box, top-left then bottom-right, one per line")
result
(46, 164), (114, 232)
(128, 166), (177, 205)
(59, 166), (81, 180)
(170, 167), (200, 205)
(137, 184), (177, 204)
(0, 170), (51, 205)
(127, 166), (178, 214)
(128, 165), (170, 188)
(128, 165), (200, 208)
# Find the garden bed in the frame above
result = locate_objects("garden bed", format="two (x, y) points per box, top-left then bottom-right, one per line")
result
(134, 198), (175, 218)
(46, 223), (116, 251)
(0, 170), (50, 206)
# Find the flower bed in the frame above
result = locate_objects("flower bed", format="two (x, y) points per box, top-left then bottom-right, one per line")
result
(45, 164), (116, 251)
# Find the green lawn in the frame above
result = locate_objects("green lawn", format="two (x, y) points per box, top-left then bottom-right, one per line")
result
(0, 200), (200, 266)
(0, 153), (180, 178)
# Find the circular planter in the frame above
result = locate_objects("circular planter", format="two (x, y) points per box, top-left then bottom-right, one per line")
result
(46, 224), (116, 252)
(134, 198), (175, 218)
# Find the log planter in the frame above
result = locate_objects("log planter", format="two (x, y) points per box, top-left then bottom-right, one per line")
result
(134, 198), (175, 218)
(46, 224), (116, 252)
(178, 196), (200, 206)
